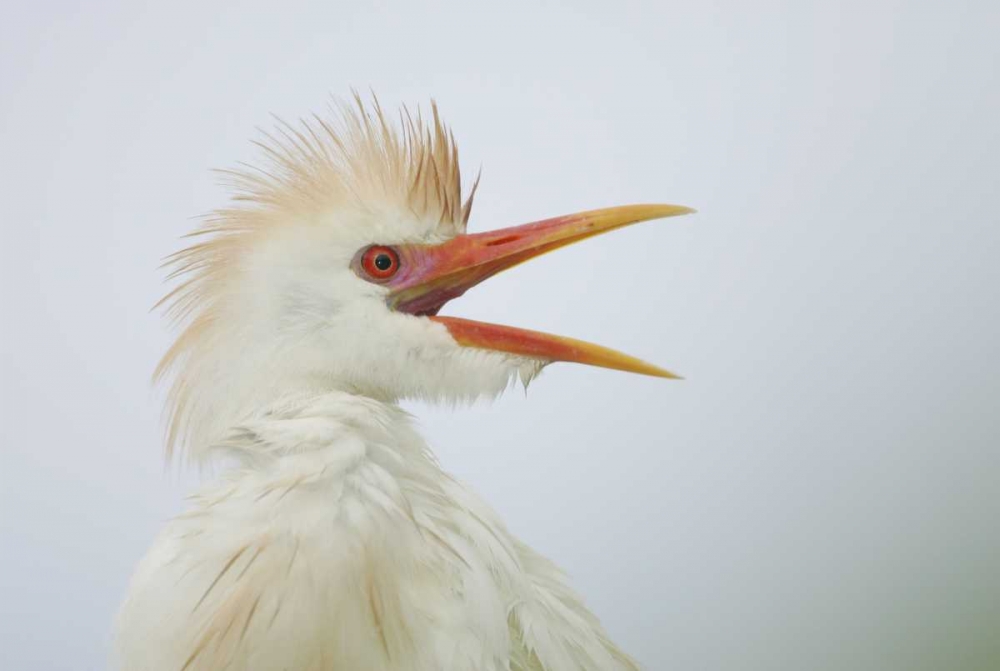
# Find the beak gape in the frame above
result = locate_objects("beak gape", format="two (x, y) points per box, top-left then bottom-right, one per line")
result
(389, 204), (694, 378)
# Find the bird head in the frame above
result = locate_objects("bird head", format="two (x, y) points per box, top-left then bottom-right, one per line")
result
(157, 97), (692, 459)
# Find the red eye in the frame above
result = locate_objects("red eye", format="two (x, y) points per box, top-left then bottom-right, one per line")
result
(360, 245), (400, 280)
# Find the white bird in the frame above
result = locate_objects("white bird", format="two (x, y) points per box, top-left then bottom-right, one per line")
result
(114, 96), (693, 671)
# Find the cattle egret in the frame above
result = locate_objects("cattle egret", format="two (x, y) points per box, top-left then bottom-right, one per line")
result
(115, 96), (693, 671)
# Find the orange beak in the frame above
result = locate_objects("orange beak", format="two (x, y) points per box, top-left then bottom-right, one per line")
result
(388, 204), (694, 378)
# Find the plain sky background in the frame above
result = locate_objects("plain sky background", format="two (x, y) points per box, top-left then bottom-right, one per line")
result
(2, 1), (998, 669)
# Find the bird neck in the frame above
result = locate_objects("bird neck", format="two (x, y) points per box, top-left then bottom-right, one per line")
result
(194, 389), (427, 469)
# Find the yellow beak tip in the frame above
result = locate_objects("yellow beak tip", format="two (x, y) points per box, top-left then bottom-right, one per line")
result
(651, 204), (696, 218)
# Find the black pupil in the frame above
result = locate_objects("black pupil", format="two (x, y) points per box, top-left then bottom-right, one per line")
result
(374, 253), (393, 271)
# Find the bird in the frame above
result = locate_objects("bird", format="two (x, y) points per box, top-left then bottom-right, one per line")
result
(114, 95), (693, 671)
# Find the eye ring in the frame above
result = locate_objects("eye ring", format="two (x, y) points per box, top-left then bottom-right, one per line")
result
(360, 245), (400, 281)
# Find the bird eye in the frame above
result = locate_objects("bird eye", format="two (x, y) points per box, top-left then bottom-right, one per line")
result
(360, 245), (400, 280)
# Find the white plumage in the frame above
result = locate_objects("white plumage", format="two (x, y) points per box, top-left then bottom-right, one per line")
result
(115, 96), (691, 671)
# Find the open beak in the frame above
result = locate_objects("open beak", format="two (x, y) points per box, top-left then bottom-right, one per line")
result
(389, 204), (694, 378)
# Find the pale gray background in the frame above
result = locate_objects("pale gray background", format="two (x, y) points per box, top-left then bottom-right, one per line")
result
(2, 1), (998, 669)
